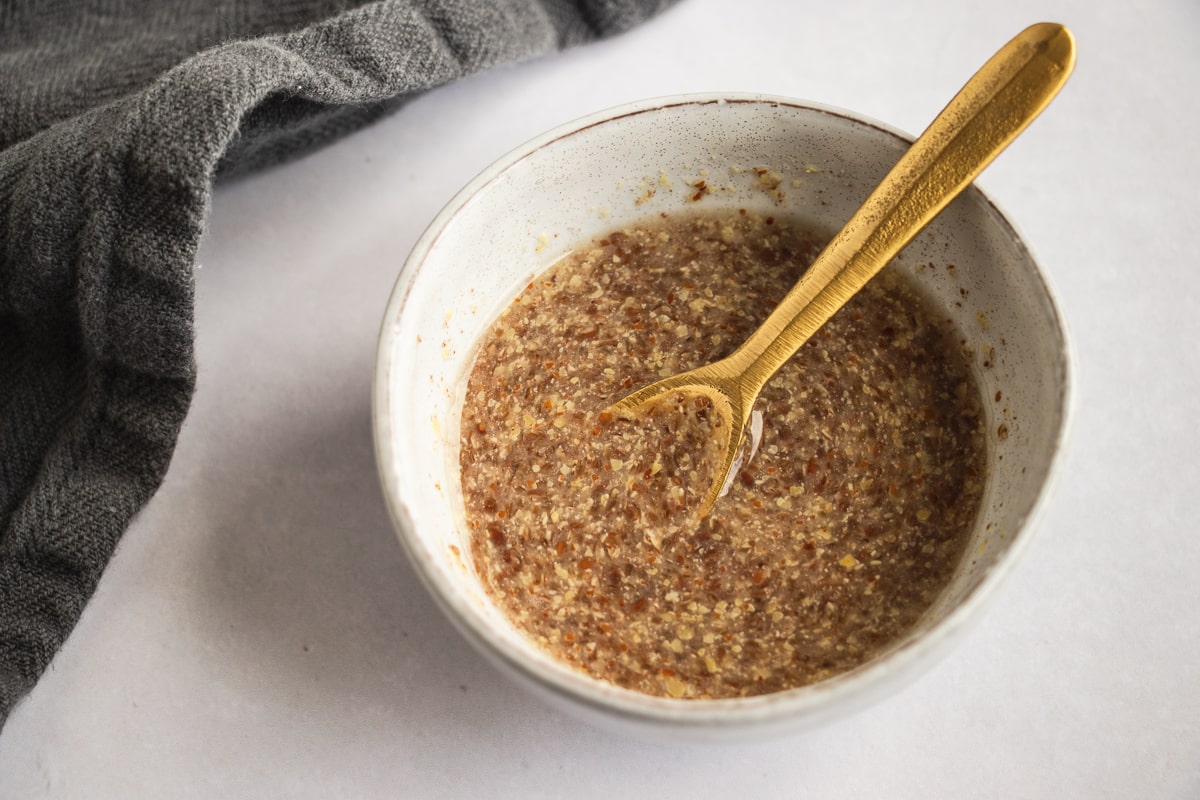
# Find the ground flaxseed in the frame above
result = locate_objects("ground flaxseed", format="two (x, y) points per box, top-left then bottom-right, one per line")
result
(459, 210), (985, 699)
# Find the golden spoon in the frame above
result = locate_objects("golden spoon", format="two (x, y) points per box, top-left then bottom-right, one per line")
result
(610, 21), (1076, 517)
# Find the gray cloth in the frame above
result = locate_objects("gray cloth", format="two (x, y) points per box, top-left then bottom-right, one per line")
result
(0, 0), (676, 726)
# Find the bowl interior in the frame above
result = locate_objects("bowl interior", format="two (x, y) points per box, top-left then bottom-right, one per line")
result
(374, 95), (1068, 733)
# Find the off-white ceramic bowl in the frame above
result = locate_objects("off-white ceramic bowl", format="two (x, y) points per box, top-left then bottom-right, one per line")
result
(373, 94), (1071, 739)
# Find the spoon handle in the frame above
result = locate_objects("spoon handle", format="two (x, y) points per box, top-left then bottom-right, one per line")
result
(724, 22), (1075, 398)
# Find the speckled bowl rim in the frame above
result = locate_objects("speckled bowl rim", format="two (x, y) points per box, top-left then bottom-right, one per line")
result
(372, 93), (1073, 736)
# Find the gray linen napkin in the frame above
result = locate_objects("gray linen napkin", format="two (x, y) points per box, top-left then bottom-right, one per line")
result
(0, 0), (676, 725)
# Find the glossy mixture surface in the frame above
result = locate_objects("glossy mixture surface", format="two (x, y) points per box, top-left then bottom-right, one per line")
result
(460, 210), (985, 698)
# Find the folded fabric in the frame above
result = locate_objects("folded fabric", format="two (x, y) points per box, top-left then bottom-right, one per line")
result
(0, 0), (677, 726)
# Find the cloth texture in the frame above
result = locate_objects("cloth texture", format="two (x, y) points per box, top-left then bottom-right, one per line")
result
(0, 0), (675, 726)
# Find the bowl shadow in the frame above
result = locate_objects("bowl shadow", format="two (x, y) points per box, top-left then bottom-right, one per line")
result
(189, 382), (596, 745)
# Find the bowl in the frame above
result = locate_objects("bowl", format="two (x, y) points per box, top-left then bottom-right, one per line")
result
(372, 94), (1071, 739)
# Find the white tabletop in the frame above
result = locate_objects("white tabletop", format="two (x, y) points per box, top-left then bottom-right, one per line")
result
(3, 1), (1198, 797)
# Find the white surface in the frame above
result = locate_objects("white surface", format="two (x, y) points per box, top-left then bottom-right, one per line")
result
(2, 0), (1197, 796)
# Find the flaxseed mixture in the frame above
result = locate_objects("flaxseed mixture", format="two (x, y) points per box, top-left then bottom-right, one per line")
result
(459, 210), (985, 699)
